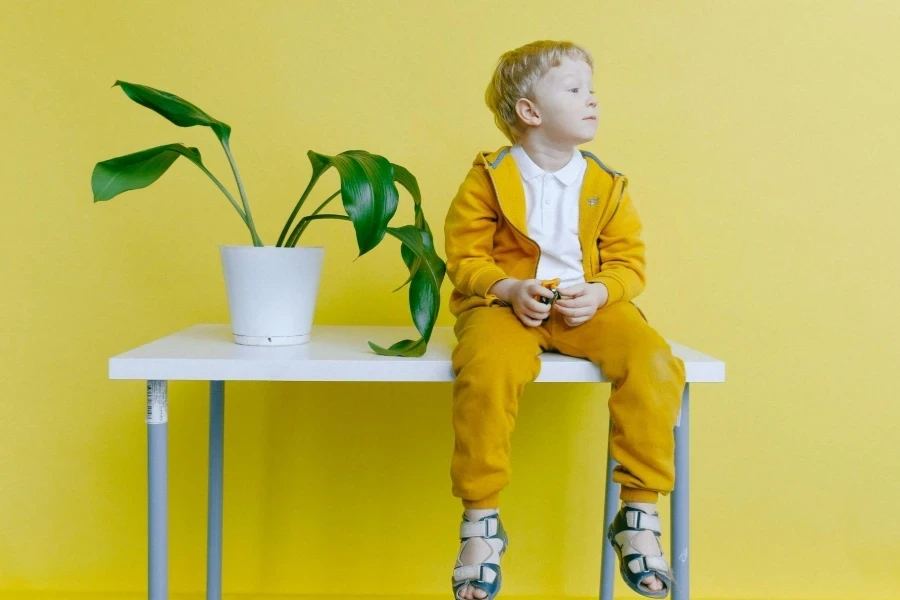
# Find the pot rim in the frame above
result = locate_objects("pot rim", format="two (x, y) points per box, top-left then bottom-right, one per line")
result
(219, 245), (325, 249)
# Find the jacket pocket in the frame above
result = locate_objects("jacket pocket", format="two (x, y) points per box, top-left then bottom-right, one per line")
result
(487, 294), (510, 307)
(457, 294), (507, 313)
(630, 301), (648, 323)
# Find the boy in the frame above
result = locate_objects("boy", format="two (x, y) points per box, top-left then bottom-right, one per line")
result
(444, 41), (686, 600)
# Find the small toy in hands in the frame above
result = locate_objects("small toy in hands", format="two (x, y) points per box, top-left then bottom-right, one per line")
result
(534, 278), (565, 320)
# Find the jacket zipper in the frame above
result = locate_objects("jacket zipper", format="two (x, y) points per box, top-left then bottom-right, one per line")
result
(483, 163), (625, 285)
(590, 177), (627, 277)
(483, 167), (542, 283)
(605, 177), (627, 227)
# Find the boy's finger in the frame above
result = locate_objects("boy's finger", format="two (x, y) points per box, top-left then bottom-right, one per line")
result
(557, 298), (587, 309)
(519, 312), (541, 327)
(526, 298), (550, 313)
(522, 307), (547, 321)
(528, 284), (555, 299)
(559, 286), (586, 296)
(558, 304), (582, 316)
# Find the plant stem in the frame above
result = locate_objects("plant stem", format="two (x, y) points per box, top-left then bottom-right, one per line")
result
(290, 189), (340, 242)
(192, 161), (249, 226)
(276, 171), (324, 247)
(220, 139), (263, 247)
(285, 213), (348, 248)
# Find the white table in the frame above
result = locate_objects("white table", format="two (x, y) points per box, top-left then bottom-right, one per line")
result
(109, 324), (725, 600)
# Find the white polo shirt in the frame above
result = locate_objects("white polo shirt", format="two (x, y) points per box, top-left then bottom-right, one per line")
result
(509, 144), (587, 289)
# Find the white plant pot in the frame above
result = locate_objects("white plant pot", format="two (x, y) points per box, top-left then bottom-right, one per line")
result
(219, 245), (325, 346)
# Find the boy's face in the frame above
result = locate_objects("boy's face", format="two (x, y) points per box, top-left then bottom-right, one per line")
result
(520, 57), (599, 145)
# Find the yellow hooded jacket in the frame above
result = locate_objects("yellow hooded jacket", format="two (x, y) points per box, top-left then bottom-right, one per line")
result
(444, 146), (646, 318)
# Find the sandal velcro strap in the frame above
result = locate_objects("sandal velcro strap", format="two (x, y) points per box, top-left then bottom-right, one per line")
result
(452, 515), (508, 600)
(624, 508), (661, 533)
(607, 505), (671, 598)
(460, 517), (499, 539)
(453, 563), (498, 584)
(627, 554), (669, 575)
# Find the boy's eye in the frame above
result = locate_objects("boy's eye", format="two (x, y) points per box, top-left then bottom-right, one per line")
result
(569, 88), (579, 93)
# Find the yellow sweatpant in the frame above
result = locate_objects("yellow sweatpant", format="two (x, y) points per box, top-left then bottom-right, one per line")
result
(450, 300), (686, 508)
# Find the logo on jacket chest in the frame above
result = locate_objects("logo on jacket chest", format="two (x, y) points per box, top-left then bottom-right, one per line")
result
(586, 196), (599, 206)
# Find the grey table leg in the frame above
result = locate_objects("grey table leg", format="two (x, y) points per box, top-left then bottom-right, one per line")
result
(600, 418), (618, 600)
(207, 381), (225, 600)
(671, 383), (690, 600)
(147, 380), (168, 600)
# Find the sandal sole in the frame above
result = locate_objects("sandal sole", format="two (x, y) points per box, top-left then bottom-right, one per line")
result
(606, 524), (669, 599)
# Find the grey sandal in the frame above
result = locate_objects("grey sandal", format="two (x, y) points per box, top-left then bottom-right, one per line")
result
(451, 512), (509, 600)
(606, 504), (673, 598)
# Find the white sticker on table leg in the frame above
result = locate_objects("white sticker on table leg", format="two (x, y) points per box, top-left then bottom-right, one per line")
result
(146, 381), (168, 425)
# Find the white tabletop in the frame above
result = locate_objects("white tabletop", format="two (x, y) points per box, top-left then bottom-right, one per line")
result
(108, 324), (725, 383)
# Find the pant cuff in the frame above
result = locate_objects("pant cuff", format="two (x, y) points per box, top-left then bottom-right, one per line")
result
(619, 487), (659, 503)
(462, 491), (500, 508)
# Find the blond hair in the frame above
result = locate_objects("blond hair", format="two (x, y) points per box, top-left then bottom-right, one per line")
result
(485, 40), (594, 143)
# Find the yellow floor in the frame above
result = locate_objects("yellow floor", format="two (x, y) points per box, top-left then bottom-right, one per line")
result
(0, 595), (780, 600)
(0, 595), (620, 600)
(0, 594), (693, 600)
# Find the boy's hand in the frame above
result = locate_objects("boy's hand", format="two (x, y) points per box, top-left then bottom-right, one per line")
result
(554, 283), (609, 326)
(489, 278), (554, 327)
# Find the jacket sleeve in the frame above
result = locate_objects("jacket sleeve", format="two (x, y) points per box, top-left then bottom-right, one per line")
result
(444, 166), (511, 298)
(586, 184), (646, 306)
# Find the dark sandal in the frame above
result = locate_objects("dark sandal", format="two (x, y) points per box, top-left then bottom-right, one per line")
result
(606, 505), (673, 598)
(451, 512), (509, 600)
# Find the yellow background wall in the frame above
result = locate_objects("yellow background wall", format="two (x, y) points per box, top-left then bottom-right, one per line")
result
(1, 1), (898, 599)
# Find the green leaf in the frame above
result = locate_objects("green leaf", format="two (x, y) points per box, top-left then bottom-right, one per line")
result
(391, 163), (431, 235)
(287, 215), (446, 357)
(108, 80), (261, 246)
(113, 80), (232, 143)
(307, 150), (399, 257)
(367, 337), (428, 357)
(367, 225), (447, 357)
(91, 143), (203, 201)
(389, 163), (428, 287)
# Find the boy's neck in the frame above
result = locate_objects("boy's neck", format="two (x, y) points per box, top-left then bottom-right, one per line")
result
(516, 137), (578, 173)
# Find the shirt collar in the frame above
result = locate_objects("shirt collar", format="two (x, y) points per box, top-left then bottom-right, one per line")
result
(509, 144), (586, 187)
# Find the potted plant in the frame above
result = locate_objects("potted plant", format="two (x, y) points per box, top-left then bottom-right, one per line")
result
(92, 81), (446, 357)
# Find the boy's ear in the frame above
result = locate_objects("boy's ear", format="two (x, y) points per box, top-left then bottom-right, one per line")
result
(515, 97), (541, 127)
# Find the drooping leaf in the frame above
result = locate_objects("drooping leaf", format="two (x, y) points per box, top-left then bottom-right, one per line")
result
(113, 80), (232, 143)
(391, 163), (430, 234)
(389, 163), (428, 287)
(284, 214), (445, 357)
(91, 143), (203, 201)
(367, 225), (446, 357)
(307, 150), (399, 257)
